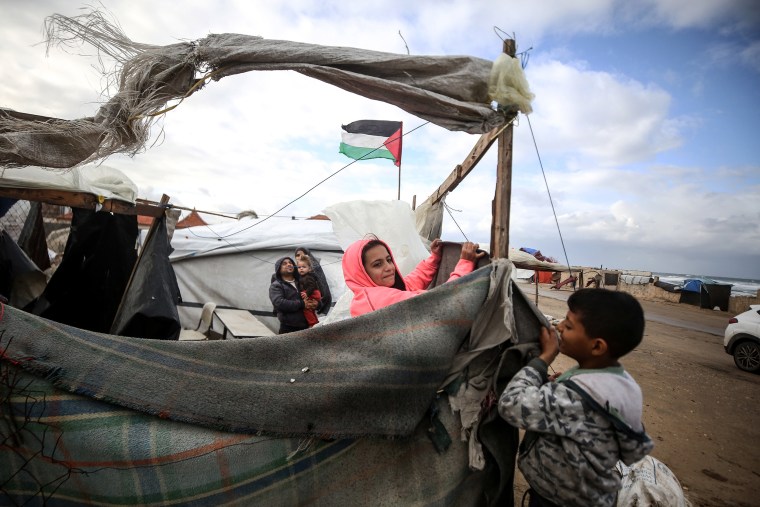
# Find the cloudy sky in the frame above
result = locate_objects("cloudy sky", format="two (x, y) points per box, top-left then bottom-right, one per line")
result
(2, 0), (759, 279)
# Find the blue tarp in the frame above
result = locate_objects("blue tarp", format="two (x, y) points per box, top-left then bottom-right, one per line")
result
(682, 278), (721, 292)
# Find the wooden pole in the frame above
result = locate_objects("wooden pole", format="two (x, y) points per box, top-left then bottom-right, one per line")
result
(396, 121), (404, 200)
(490, 39), (516, 259)
(424, 126), (504, 205)
(0, 187), (166, 217)
(397, 162), (401, 200)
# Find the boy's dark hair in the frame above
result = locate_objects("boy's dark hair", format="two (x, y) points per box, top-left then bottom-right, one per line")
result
(567, 288), (645, 358)
(299, 272), (320, 295)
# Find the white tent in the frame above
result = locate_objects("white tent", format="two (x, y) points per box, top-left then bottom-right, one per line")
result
(170, 215), (346, 333)
(169, 199), (579, 333)
(170, 200), (440, 332)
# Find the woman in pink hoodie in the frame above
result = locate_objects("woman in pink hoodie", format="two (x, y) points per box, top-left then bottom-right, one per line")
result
(342, 235), (485, 317)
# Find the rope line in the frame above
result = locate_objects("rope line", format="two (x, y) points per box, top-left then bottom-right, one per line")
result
(192, 121), (431, 240)
(525, 114), (574, 280)
(443, 202), (469, 242)
(175, 121), (431, 264)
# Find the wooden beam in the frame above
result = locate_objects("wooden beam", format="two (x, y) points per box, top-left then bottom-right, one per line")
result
(490, 39), (516, 259)
(0, 187), (166, 217)
(426, 126), (504, 205)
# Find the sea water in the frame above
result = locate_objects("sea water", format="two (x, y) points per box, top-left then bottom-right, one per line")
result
(654, 272), (760, 298)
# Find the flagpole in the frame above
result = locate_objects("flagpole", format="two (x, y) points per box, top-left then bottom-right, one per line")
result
(397, 161), (401, 200)
(397, 121), (403, 200)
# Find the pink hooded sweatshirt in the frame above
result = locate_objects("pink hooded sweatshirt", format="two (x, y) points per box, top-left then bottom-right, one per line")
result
(342, 238), (476, 317)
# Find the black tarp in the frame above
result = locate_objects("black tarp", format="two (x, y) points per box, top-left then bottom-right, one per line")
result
(28, 208), (138, 332)
(18, 201), (51, 271)
(0, 230), (46, 307)
(654, 280), (681, 293)
(110, 215), (181, 340)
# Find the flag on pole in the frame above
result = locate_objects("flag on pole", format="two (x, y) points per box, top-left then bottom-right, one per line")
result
(339, 120), (403, 167)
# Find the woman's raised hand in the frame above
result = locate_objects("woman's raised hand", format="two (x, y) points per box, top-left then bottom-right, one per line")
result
(459, 242), (486, 262)
(430, 238), (443, 257)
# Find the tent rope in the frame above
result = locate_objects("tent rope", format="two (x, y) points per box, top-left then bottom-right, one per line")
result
(193, 121), (431, 240)
(525, 114), (574, 280)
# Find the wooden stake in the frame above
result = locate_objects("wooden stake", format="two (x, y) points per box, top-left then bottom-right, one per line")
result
(490, 39), (516, 259)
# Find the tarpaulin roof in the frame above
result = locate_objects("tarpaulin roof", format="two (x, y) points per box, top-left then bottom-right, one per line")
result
(0, 10), (533, 169)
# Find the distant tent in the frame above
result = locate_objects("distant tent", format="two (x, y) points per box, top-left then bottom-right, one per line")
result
(519, 246), (546, 261)
(679, 278), (732, 311)
(518, 247), (559, 283)
(176, 210), (207, 229)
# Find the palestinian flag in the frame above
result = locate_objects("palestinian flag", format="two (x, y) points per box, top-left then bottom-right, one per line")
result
(339, 120), (403, 167)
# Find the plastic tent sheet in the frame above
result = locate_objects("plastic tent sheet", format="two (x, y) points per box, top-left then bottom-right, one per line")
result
(0, 164), (137, 203)
(170, 200), (440, 332)
(169, 216), (345, 332)
(169, 200), (580, 332)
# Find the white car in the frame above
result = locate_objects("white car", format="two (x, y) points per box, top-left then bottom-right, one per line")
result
(724, 304), (760, 373)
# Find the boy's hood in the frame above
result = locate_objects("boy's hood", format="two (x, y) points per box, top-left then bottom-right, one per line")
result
(562, 369), (653, 463)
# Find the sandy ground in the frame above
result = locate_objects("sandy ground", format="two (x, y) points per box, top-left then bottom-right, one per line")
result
(510, 282), (760, 507)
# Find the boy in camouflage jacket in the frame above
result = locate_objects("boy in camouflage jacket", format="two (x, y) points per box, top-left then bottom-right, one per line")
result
(499, 289), (654, 507)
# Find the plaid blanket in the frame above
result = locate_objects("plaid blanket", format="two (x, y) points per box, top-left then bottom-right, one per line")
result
(2, 366), (481, 506)
(1, 261), (540, 505)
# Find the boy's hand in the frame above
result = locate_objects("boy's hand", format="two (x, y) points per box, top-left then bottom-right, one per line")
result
(538, 326), (560, 366)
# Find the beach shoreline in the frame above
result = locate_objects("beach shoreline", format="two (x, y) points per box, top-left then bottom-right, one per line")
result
(515, 276), (760, 315)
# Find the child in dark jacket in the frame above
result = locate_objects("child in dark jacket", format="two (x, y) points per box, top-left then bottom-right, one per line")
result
(296, 256), (322, 327)
(499, 289), (654, 507)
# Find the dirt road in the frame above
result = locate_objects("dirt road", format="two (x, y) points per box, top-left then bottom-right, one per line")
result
(511, 284), (760, 507)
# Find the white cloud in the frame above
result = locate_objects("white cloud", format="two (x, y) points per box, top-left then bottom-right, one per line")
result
(523, 60), (683, 165)
(636, 0), (760, 31)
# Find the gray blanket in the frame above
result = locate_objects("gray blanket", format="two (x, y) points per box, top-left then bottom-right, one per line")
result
(0, 262), (534, 438)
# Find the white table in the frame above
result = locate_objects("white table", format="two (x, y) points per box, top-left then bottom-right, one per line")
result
(214, 309), (275, 338)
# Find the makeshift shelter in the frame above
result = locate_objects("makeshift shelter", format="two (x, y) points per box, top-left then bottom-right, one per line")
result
(169, 214), (345, 332)
(679, 277), (732, 311)
(1, 11), (541, 506)
(0, 164), (181, 337)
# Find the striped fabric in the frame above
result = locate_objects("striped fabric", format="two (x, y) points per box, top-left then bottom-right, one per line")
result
(0, 261), (532, 505)
(2, 367), (476, 506)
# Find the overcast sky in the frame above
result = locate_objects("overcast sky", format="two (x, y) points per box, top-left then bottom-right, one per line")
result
(2, 0), (758, 279)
